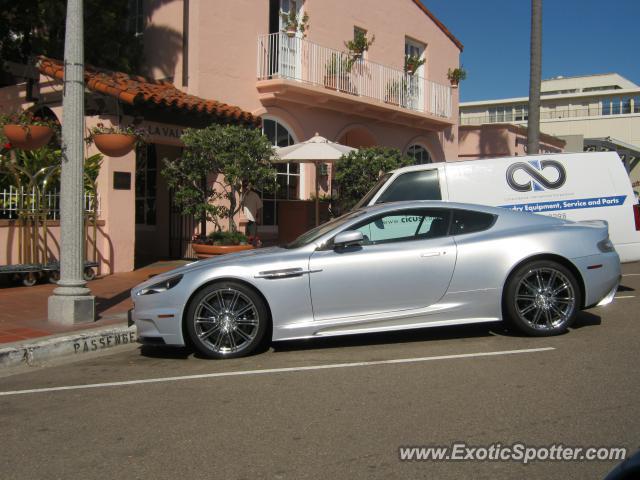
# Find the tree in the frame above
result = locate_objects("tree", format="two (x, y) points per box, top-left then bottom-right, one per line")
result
(162, 124), (276, 234)
(0, 0), (143, 79)
(334, 147), (414, 212)
(527, 0), (543, 154)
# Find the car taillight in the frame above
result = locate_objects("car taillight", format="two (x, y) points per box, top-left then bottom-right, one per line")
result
(634, 204), (640, 231)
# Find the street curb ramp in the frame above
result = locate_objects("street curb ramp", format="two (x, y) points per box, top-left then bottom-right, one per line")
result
(0, 324), (137, 369)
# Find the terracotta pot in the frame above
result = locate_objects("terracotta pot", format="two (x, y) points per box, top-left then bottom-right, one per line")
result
(93, 133), (136, 157)
(3, 125), (53, 150)
(192, 243), (254, 259)
(286, 26), (296, 37)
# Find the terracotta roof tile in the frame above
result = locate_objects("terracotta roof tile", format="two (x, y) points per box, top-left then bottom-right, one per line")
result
(36, 56), (260, 127)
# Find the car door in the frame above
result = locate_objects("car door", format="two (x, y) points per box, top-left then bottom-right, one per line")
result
(308, 208), (457, 321)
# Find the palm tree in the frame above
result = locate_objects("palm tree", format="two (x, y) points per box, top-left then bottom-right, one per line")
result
(527, 0), (542, 154)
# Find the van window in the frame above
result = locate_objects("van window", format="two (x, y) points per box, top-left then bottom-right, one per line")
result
(376, 170), (442, 203)
(353, 173), (392, 210)
(451, 210), (496, 235)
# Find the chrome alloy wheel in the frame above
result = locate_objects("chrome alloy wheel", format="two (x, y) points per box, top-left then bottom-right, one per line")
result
(515, 267), (576, 331)
(194, 288), (260, 355)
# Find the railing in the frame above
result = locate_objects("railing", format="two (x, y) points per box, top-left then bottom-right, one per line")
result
(460, 105), (640, 125)
(257, 33), (452, 119)
(0, 186), (99, 220)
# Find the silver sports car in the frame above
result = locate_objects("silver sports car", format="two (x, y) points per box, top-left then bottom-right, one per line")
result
(131, 201), (621, 359)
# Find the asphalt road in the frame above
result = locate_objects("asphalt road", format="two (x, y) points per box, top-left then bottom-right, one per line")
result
(1, 266), (639, 480)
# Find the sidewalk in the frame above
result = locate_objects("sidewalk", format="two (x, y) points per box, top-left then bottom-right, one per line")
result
(0, 260), (187, 344)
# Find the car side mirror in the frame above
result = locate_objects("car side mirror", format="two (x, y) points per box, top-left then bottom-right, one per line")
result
(333, 230), (364, 249)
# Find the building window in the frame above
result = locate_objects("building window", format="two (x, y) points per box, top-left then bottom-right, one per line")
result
(488, 106), (513, 123)
(601, 98), (611, 116)
(634, 96), (640, 113)
(622, 96), (632, 114)
(135, 144), (156, 226)
(406, 144), (432, 164)
(127, 0), (145, 37)
(261, 118), (298, 226)
(611, 97), (621, 115)
(515, 105), (528, 121)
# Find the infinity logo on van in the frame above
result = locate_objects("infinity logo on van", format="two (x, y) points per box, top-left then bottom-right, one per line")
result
(506, 160), (567, 192)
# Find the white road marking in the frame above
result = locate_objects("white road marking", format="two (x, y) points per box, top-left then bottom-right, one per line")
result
(0, 347), (555, 397)
(614, 295), (635, 299)
(622, 273), (640, 277)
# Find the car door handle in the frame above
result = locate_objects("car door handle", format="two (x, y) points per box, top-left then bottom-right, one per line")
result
(420, 251), (442, 258)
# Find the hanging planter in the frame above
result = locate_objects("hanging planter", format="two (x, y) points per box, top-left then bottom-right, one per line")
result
(3, 125), (54, 150)
(86, 123), (144, 158)
(93, 133), (137, 157)
(0, 111), (58, 150)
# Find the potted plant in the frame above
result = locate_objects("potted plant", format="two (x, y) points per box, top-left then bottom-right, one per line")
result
(404, 54), (425, 75)
(189, 231), (255, 259)
(384, 79), (404, 106)
(1, 111), (58, 150)
(447, 67), (467, 88)
(324, 53), (353, 92)
(345, 30), (375, 60)
(280, 9), (309, 38)
(86, 123), (144, 157)
(162, 124), (276, 258)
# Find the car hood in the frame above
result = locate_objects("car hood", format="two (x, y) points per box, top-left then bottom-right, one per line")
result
(132, 247), (288, 291)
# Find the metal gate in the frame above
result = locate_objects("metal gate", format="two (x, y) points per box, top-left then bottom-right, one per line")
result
(168, 190), (197, 260)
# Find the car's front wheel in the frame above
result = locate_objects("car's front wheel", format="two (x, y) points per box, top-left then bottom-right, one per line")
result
(185, 281), (269, 359)
(505, 260), (581, 336)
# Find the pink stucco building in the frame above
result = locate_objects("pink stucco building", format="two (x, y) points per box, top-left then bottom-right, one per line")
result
(1, 0), (464, 273)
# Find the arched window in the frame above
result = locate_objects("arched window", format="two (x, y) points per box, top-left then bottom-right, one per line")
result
(407, 144), (432, 164)
(261, 117), (299, 225)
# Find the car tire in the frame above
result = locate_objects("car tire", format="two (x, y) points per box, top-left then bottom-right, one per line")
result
(504, 260), (581, 337)
(185, 281), (269, 359)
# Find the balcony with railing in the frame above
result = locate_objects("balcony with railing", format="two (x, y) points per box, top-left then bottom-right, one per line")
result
(257, 33), (454, 130)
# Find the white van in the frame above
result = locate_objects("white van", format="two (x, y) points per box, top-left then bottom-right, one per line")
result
(356, 152), (640, 263)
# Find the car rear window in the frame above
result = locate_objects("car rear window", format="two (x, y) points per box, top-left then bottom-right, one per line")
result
(451, 210), (496, 235)
(376, 170), (442, 203)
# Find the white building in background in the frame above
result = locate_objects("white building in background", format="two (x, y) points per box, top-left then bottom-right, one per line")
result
(459, 73), (640, 190)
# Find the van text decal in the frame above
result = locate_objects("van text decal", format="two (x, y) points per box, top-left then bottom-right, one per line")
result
(500, 195), (626, 213)
(506, 160), (567, 192)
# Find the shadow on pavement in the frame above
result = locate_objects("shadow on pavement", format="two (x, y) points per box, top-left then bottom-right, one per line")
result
(136, 311), (603, 359)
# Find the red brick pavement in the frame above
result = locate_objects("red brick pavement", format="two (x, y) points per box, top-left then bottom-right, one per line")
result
(0, 261), (187, 344)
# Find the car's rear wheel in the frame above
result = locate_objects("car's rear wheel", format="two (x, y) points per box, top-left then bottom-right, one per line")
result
(185, 281), (268, 359)
(505, 260), (581, 336)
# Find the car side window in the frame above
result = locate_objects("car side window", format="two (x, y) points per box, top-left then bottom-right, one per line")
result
(353, 209), (450, 245)
(375, 170), (442, 204)
(451, 210), (496, 235)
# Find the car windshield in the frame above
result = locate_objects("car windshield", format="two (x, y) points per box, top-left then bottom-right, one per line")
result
(352, 173), (392, 210)
(283, 210), (365, 249)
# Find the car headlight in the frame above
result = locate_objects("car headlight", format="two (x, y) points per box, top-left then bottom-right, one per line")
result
(137, 275), (183, 295)
(597, 238), (615, 253)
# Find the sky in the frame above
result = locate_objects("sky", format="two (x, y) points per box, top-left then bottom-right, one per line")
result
(421, 0), (640, 102)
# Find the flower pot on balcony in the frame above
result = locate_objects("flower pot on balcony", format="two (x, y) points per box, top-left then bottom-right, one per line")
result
(286, 25), (296, 37)
(192, 243), (254, 259)
(93, 133), (136, 157)
(3, 125), (53, 150)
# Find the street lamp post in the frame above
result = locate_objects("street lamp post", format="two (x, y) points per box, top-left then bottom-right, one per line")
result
(48, 0), (95, 324)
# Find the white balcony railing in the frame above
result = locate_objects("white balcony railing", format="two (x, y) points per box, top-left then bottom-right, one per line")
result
(257, 33), (452, 119)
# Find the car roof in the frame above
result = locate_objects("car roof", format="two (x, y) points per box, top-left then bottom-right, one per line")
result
(357, 200), (507, 216)
(354, 200), (565, 226)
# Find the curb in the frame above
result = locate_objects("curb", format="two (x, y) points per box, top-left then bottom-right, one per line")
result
(0, 324), (137, 369)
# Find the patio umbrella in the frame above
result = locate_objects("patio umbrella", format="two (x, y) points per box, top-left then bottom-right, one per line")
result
(272, 133), (357, 226)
